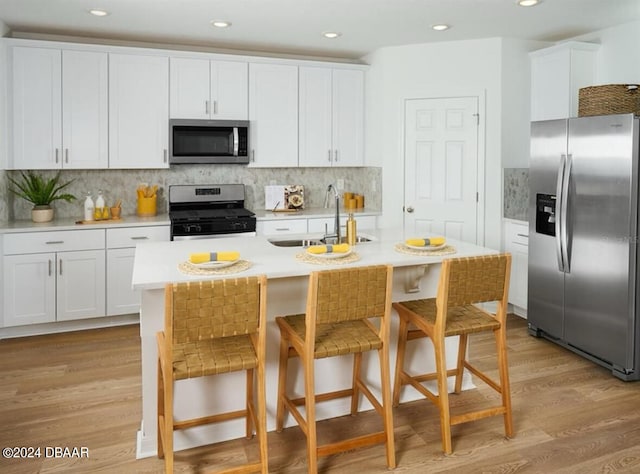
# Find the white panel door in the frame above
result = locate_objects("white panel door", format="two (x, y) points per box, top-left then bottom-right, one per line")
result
(169, 57), (210, 119)
(11, 46), (62, 169)
(106, 247), (139, 316)
(404, 97), (479, 243)
(62, 50), (108, 168)
(109, 53), (169, 168)
(248, 63), (298, 167)
(332, 69), (364, 167)
(56, 250), (106, 321)
(211, 60), (248, 120)
(3, 253), (56, 327)
(299, 66), (332, 167)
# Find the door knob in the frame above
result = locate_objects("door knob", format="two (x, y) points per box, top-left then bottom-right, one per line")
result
(406, 206), (414, 213)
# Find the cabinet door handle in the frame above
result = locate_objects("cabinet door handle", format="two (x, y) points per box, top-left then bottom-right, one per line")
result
(275, 228), (290, 231)
(205, 100), (210, 115)
(130, 236), (149, 240)
(328, 150), (332, 162)
(55, 148), (59, 164)
(213, 100), (218, 115)
(65, 148), (69, 164)
(48, 259), (52, 276)
(46, 240), (64, 245)
(59, 258), (63, 276)
(334, 150), (338, 162)
(516, 233), (529, 238)
(163, 149), (168, 163)
(251, 150), (255, 162)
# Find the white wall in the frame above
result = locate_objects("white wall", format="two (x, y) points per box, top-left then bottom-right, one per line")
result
(364, 37), (526, 251)
(574, 20), (640, 84)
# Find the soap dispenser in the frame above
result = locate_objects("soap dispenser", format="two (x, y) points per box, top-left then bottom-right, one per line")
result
(94, 190), (105, 220)
(346, 213), (357, 246)
(84, 192), (95, 221)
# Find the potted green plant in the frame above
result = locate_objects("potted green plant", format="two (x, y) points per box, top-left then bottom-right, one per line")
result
(8, 171), (76, 223)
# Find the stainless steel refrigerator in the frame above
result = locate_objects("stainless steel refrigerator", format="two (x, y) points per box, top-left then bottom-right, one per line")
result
(528, 113), (640, 381)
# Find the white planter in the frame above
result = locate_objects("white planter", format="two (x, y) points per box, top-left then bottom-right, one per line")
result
(31, 206), (54, 223)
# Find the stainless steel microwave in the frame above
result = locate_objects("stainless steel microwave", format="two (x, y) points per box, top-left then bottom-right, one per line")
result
(169, 119), (249, 164)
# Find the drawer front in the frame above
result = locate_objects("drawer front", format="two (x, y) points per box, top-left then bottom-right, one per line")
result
(3, 229), (105, 255)
(505, 221), (529, 247)
(257, 219), (307, 235)
(107, 225), (170, 248)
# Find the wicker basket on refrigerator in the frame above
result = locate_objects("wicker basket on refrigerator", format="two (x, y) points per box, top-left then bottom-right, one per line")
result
(578, 84), (640, 117)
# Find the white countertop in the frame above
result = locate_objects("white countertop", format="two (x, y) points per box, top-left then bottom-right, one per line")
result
(132, 228), (498, 290)
(0, 214), (170, 233)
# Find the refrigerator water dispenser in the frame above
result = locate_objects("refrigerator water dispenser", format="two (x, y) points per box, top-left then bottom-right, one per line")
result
(535, 194), (556, 236)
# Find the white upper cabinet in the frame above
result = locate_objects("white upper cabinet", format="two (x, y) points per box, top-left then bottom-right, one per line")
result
(530, 42), (598, 121)
(170, 57), (248, 120)
(109, 53), (169, 168)
(248, 63), (298, 167)
(299, 67), (364, 167)
(10, 46), (108, 169)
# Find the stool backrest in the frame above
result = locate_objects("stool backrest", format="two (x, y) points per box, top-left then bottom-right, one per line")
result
(166, 277), (263, 344)
(440, 254), (511, 307)
(313, 265), (392, 324)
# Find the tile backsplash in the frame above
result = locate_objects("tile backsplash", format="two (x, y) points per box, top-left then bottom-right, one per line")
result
(504, 167), (528, 221)
(1, 166), (381, 221)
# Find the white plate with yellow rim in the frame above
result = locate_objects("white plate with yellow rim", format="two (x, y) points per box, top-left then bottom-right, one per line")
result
(404, 243), (447, 251)
(192, 259), (238, 268)
(306, 248), (353, 259)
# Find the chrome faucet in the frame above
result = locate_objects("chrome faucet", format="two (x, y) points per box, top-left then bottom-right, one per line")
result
(323, 184), (341, 244)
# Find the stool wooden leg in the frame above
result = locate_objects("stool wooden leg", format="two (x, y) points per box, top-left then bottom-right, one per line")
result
(163, 380), (174, 473)
(496, 328), (514, 438)
(303, 353), (318, 473)
(434, 337), (452, 455)
(393, 314), (409, 407)
(454, 334), (468, 394)
(256, 361), (269, 473)
(351, 352), (362, 415)
(246, 368), (255, 439)
(276, 334), (289, 432)
(379, 342), (397, 468)
(157, 357), (164, 460)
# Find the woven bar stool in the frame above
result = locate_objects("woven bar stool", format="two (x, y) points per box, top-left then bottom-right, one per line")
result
(275, 265), (395, 473)
(392, 254), (513, 455)
(156, 276), (268, 474)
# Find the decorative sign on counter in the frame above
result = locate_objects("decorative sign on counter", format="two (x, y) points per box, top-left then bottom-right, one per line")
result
(265, 185), (305, 211)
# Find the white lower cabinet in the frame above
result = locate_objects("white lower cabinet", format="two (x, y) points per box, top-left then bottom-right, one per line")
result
(503, 220), (528, 316)
(307, 215), (376, 233)
(106, 226), (170, 316)
(256, 219), (307, 236)
(2, 230), (106, 327)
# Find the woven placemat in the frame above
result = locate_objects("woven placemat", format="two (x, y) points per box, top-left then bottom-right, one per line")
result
(394, 243), (457, 256)
(295, 251), (361, 265)
(177, 260), (252, 276)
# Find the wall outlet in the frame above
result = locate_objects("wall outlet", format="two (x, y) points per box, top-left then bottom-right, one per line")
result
(337, 178), (345, 190)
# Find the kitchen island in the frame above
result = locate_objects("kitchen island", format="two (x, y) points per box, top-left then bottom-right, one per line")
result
(132, 229), (498, 458)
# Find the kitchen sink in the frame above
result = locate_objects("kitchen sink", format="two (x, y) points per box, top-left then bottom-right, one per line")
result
(268, 235), (373, 247)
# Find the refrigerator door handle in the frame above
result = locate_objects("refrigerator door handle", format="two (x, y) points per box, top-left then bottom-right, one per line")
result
(555, 154), (566, 272)
(560, 153), (573, 273)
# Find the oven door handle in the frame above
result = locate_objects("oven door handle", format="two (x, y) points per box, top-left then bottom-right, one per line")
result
(233, 127), (239, 156)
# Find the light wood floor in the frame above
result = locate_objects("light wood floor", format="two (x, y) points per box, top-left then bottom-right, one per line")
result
(1, 315), (640, 473)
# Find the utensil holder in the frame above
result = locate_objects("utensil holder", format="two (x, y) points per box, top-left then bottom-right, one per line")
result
(137, 196), (157, 217)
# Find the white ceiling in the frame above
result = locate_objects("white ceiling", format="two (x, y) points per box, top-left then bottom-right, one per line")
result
(1, 0), (639, 60)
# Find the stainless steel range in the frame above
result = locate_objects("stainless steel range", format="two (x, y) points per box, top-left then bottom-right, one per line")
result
(169, 184), (256, 240)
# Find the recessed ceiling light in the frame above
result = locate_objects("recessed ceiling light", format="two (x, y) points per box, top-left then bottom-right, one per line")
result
(432, 24), (450, 31)
(518, 0), (540, 6)
(89, 9), (109, 17)
(322, 31), (342, 39)
(211, 20), (232, 28)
